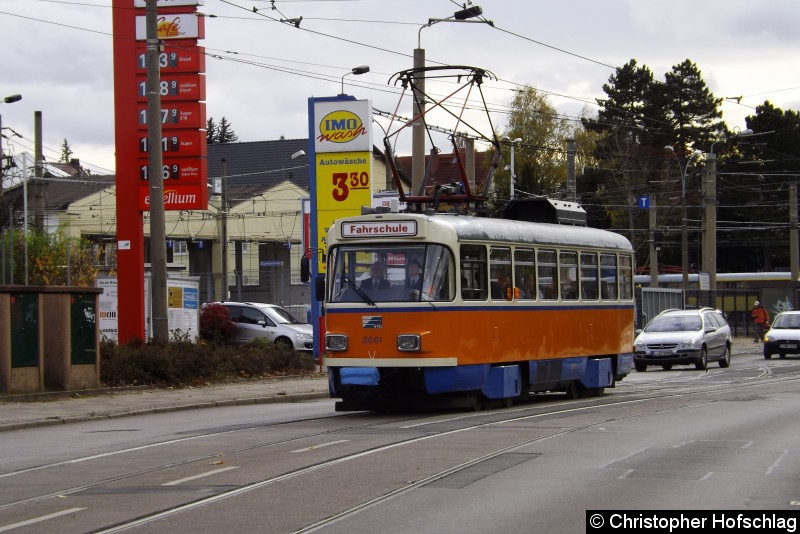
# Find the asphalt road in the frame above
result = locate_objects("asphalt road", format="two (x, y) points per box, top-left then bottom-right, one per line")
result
(1, 339), (797, 534)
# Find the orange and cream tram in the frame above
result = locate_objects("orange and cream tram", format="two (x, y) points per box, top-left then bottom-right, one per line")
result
(321, 211), (636, 410)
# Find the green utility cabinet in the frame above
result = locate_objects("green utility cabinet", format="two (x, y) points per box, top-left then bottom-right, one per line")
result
(1, 286), (102, 394)
(0, 291), (42, 394)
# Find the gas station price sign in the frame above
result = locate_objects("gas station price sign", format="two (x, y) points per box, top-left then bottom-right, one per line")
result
(138, 130), (206, 157)
(138, 157), (206, 182)
(135, 45), (205, 74)
(136, 73), (206, 102)
(137, 102), (206, 130)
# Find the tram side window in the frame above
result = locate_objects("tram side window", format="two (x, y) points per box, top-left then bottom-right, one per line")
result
(460, 245), (487, 300)
(580, 252), (599, 300)
(515, 248), (536, 300)
(490, 247), (512, 300)
(600, 253), (618, 300)
(619, 254), (633, 300)
(421, 244), (455, 301)
(537, 250), (557, 300)
(559, 251), (578, 300)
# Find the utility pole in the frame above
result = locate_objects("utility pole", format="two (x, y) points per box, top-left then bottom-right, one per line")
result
(464, 138), (475, 188)
(146, 0), (168, 342)
(411, 7), (488, 197)
(566, 138), (576, 202)
(649, 196), (658, 287)
(665, 147), (702, 292)
(790, 183), (799, 309)
(411, 46), (425, 196)
(220, 158), (228, 301)
(34, 111), (44, 229)
(704, 151), (717, 304)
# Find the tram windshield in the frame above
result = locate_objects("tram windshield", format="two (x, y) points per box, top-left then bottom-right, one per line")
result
(328, 244), (455, 303)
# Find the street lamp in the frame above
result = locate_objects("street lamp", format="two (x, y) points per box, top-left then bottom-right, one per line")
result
(1, 94), (22, 197)
(704, 128), (756, 299)
(282, 149), (306, 180)
(1, 93), (22, 285)
(340, 65), (369, 96)
(503, 136), (522, 199)
(412, 7), (492, 195)
(665, 145), (703, 291)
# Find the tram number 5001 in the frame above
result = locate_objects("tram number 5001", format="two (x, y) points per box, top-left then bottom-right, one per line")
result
(332, 171), (369, 201)
(363, 336), (382, 344)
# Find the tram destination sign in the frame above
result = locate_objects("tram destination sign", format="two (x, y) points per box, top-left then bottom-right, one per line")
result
(341, 220), (418, 238)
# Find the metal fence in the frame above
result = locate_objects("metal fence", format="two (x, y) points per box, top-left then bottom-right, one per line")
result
(686, 289), (761, 339)
(636, 287), (762, 339)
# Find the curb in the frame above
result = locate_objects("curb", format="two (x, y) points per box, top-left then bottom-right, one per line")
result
(0, 390), (332, 433)
(0, 373), (329, 404)
(0, 384), (154, 404)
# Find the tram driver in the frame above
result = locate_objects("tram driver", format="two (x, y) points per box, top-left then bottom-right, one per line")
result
(360, 262), (391, 290)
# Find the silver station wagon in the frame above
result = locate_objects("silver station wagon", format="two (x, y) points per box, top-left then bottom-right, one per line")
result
(216, 301), (313, 351)
(633, 308), (732, 371)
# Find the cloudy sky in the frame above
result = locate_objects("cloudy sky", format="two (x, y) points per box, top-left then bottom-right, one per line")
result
(1, 0), (798, 176)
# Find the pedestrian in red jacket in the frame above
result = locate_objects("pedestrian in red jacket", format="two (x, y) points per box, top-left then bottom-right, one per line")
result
(751, 300), (769, 342)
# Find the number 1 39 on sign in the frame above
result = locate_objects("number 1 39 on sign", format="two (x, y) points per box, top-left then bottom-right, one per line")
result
(331, 171), (369, 201)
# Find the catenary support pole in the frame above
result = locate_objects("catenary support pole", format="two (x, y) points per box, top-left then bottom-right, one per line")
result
(146, 0), (168, 342)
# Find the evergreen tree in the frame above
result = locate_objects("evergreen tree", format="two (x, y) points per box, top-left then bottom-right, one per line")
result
(579, 59), (724, 269)
(718, 101), (800, 271)
(657, 59), (724, 155)
(216, 116), (239, 144)
(581, 60), (667, 264)
(585, 59), (659, 145)
(60, 138), (73, 163)
(743, 101), (800, 172)
(206, 117), (218, 145)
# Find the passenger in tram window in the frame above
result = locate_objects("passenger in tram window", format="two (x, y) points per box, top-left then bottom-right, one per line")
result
(360, 262), (391, 290)
(491, 270), (511, 299)
(405, 259), (423, 291)
(581, 282), (598, 300)
(519, 272), (536, 299)
(539, 284), (555, 300)
(561, 280), (578, 300)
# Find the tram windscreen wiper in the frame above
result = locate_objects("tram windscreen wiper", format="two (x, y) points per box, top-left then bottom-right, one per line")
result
(343, 276), (376, 306)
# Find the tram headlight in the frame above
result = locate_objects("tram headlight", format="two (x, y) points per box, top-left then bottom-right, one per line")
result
(325, 334), (348, 352)
(397, 334), (421, 352)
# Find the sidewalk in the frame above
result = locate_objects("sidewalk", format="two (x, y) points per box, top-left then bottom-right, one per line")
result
(0, 374), (332, 432)
(0, 338), (763, 433)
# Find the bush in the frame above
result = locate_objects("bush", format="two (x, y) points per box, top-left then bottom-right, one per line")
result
(199, 303), (235, 344)
(100, 338), (317, 388)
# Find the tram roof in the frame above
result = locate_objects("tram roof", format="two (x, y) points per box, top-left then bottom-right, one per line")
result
(439, 215), (632, 251)
(634, 272), (798, 284)
(335, 213), (632, 251)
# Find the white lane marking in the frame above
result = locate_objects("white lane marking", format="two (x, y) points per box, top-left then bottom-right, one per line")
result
(162, 466), (239, 486)
(291, 440), (350, 453)
(0, 508), (86, 532)
(766, 449), (788, 475)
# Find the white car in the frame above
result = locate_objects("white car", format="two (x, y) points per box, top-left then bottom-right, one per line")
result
(763, 311), (800, 359)
(217, 302), (313, 351)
